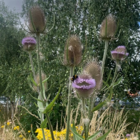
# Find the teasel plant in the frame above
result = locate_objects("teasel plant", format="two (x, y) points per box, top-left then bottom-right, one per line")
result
(70, 61), (113, 140)
(21, 5), (58, 140)
(63, 35), (83, 140)
(100, 14), (116, 80)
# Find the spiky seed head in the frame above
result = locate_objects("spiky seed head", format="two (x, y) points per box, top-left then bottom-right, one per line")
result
(29, 6), (46, 34)
(72, 72), (96, 98)
(33, 73), (47, 92)
(84, 60), (102, 90)
(21, 37), (36, 52)
(63, 35), (82, 67)
(100, 14), (116, 40)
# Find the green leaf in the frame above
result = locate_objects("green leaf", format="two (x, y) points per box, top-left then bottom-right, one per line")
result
(42, 76), (50, 83)
(29, 93), (44, 103)
(31, 124), (38, 140)
(70, 122), (84, 140)
(87, 131), (101, 140)
(40, 117), (48, 128)
(106, 69), (112, 83)
(28, 74), (38, 86)
(43, 86), (61, 114)
(113, 76), (123, 87)
(96, 129), (111, 140)
(92, 100), (106, 112)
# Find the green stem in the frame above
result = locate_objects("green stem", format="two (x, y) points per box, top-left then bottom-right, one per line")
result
(46, 114), (55, 140)
(65, 67), (74, 140)
(82, 98), (88, 140)
(36, 33), (46, 140)
(112, 63), (119, 83)
(36, 34), (44, 101)
(86, 93), (96, 136)
(101, 40), (109, 80)
(28, 52), (36, 80)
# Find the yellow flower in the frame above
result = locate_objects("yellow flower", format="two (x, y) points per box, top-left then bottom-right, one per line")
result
(14, 126), (20, 131)
(23, 138), (26, 140)
(19, 134), (23, 138)
(28, 130), (31, 133)
(1, 125), (4, 128)
(7, 122), (11, 126)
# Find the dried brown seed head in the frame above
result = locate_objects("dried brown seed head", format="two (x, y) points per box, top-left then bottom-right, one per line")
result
(100, 14), (116, 41)
(84, 60), (102, 90)
(63, 35), (82, 67)
(29, 6), (46, 34)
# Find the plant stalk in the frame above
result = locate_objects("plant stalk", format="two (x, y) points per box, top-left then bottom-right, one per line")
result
(36, 33), (46, 140)
(46, 114), (55, 140)
(82, 98), (88, 140)
(101, 40), (109, 80)
(65, 67), (74, 140)
(28, 52), (36, 80)
(36, 34), (44, 101)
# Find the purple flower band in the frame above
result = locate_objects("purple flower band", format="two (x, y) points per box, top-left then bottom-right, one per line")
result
(22, 37), (37, 45)
(72, 77), (96, 89)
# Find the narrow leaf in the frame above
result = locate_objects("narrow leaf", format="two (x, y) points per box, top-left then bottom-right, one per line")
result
(29, 93), (44, 103)
(42, 76), (50, 83)
(70, 123), (84, 140)
(29, 74), (38, 86)
(113, 76), (123, 87)
(40, 117), (48, 128)
(96, 129), (111, 140)
(43, 87), (61, 114)
(92, 100), (106, 112)
(87, 131), (101, 140)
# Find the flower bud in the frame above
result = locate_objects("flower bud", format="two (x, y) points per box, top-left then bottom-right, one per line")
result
(72, 73), (96, 98)
(22, 37), (36, 52)
(100, 14), (116, 40)
(63, 35), (82, 67)
(111, 46), (128, 61)
(29, 6), (46, 34)
(84, 60), (102, 90)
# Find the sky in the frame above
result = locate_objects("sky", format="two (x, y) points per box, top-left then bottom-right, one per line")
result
(3, 0), (23, 13)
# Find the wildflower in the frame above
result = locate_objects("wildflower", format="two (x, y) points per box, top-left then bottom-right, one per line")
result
(28, 130), (31, 133)
(111, 46), (128, 61)
(19, 134), (23, 138)
(126, 134), (131, 137)
(72, 73), (96, 98)
(22, 37), (37, 52)
(14, 126), (20, 131)
(84, 60), (102, 90)
(7, 121), (11, 126)
(28, 6), (46, 34)
(63, 35), (82, 67)
(22, 138), (26, 140)
(1, 125), (4, 128)
(100, 14), (116, 40)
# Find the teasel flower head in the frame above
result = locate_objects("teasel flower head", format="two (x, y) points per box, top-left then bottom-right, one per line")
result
(84, 60), (102, 90)
(33, 73), (47, 92)
(21, 37), (36, 52)
(72, 73), (96, 98)
(100, 14), (116, 41)
(63, 35), (82, 67)
(111, 46), (129, 62)
(28, 6), (46, 34)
